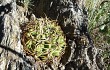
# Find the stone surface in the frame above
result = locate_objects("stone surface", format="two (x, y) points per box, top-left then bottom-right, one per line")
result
(0, 0), (33, 70)
(0, 0), (105, 70)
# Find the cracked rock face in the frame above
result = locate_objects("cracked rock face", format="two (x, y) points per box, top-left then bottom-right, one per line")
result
(0, 0), (105, 70)
(47, 0), (104, 70)
(0, 0), (33, 70)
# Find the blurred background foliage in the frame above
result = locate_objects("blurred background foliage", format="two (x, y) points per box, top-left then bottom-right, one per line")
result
(85, 0), (110, 69)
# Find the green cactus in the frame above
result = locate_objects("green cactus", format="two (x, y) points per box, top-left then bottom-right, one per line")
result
(21, 18), (66, 62)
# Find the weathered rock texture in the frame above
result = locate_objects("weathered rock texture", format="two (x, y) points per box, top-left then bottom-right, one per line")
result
(0, 0), (105, 70)
(0, 0), (33, 70)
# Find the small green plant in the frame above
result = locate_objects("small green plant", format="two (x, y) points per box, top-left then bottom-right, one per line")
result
(17, 0), (33, 14)
(21, 18), (66, 62)
(23, 0), (34, 10)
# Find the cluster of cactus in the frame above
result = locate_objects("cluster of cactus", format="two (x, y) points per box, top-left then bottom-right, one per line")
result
(21, 18), (66, 62)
